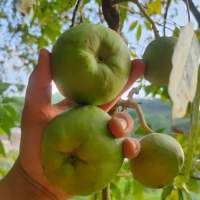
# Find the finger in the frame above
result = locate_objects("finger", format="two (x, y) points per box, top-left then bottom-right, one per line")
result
(31, 49), (52, 87)
(25, 49), (52, 107)
(99, 97), (120, 112)
(123, 59), (146, 91)
(99, 59), (146, 112)
(108, 112), (134, 138)
(123, 138), (140, 159)
(53, 98), (76, 108)
(52, 98), (77, 115)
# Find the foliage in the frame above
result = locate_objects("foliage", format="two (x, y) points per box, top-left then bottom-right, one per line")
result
(0, 0), (200, 199)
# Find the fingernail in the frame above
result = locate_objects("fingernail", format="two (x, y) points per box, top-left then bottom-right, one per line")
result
(124, 138), (140, 159)
(118, 117), (128, 130)
(133, 139), (140, 155)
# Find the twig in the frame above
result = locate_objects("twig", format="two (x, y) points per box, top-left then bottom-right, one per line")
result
(185, 0), (191, 23)
(183, 0), (200, 27)
(191, 175), (200, 181)
(79, 1), (84, 23)
(70, 0), (82, 28)
(118, 4), (141, 15)
(102, 185), (111, 200)
(163, 0), (171, 36)
(127, 86), (141, 99)
(133, 0), (160, 38)
(112, 0), (160, 38)
(119, 99), (154, 133)
(156, 21), (174, 32)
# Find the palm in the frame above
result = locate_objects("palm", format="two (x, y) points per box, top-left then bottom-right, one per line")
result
(18, 49), (143, 198)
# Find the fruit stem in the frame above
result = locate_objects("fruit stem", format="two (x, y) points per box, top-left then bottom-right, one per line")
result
(119, 99), (154, 134)
(184, 69), (200, 182)
(102, 184), (111, 200)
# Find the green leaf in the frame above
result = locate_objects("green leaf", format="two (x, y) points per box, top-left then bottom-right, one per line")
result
(164, 188), (179, 200)
(0, 82), (10, 95)
(43, 22), (61, 43)
(119, 2), (128, 27)
(132, 179), (144, 200)
(83, 0), (90, 4)
(124, 180), (132, 195)
(146, 0), (161, 16)
(95, 0), (101, 5)
(178, 189), (184, 200)
(4, 103), (17, 117)
(195, 29), (200, 42)
(136, 24), (142, 41)
(173, 27), (180, 38)
(110, 182), (122, 199)
(161, 185), (173, 200)
(0, 127), (6, 136)
(129, 21), (138, 31)
(144, 21), (151, 30)
(0, 140), (6, 156)
(66, 0), (78, 10)
(38, 36), (48, 49)
(15, 84), (25, 92)
(129, 49), (137, 59)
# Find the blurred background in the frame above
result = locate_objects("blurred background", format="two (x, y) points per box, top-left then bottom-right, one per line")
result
(0, 0), (200, 199)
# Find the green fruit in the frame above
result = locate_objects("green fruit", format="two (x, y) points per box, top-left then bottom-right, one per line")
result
(41, 106), (123, 196)
(130, 133), (184, 188)
(143, 37), (177, 86)
(51, 23), (131, 105)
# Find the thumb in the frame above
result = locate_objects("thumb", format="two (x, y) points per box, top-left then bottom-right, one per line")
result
(123, 59), (146, 91)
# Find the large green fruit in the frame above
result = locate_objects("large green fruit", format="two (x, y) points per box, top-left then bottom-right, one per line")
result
(143, 37), (177, 86)
(130, 133), (184, 188)
(41, 106), (123, 196)
(51, 23), (131, 105)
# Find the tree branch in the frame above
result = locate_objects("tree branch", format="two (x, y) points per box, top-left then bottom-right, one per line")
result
(133, 0), (160, 38)
(113, 0), (160, 38)
(113, 0), (129, 4)
(183, 0), (200, 27)
(70, 0), (82, 28)
(102, 0), (120, 32)
(118, 4), (141, 15)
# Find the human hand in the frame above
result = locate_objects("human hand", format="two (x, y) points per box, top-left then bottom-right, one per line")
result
(18, 49), (144, 198)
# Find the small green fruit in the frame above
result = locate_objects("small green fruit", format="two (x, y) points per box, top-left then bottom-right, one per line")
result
(143, 37), (177, 86)
(52, 23), (131, 105)
(130, 133), (184, 188)
(41, 106), (123, 196)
